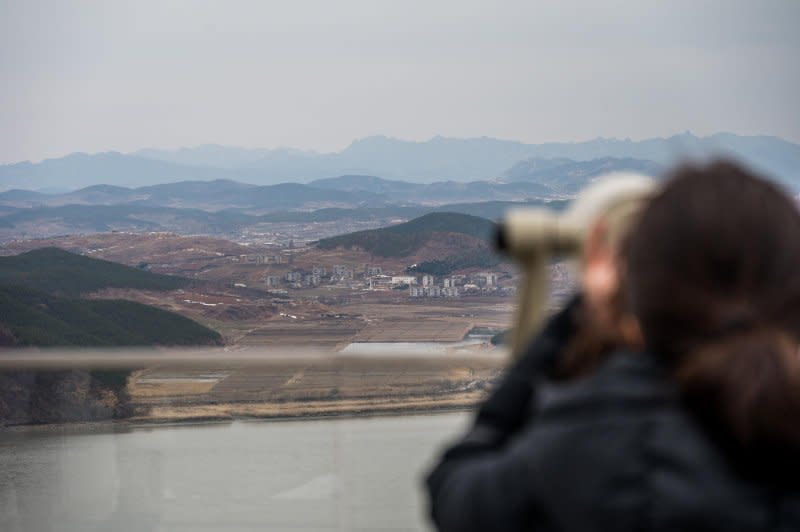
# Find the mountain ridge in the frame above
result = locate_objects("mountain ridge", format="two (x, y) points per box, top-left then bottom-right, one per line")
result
(3, 132), (798, 190)
(0, 156), (661, 212)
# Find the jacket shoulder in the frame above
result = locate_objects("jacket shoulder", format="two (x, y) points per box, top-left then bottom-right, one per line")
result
(522, 351), (794, 531)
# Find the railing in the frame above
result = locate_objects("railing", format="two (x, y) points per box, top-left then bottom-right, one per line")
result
(0, 346), (502, 531)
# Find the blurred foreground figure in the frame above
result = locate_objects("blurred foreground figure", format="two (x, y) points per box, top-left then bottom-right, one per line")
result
(426, 161), (800, 531)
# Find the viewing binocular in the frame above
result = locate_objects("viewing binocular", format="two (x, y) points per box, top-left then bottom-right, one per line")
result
(495, 174), (656, 357)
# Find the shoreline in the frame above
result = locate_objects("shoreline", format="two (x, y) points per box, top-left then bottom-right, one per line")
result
(0, 394), (481, 434)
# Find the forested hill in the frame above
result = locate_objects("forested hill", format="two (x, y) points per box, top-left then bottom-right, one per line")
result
(316, 212), (496, 257)
(0, 284), (221, 347)
(0, 248), (221, 426)
(0, 247), (217, 345)
(0, 247), (188, 296)
(0, 281), (222, 425)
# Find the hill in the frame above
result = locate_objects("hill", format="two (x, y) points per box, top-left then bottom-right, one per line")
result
(0, 283), (221, 347)
(315, 212), (503, 275)
(0, 203), (256, 237)
(309, 175), (417, 195)
(0, 249), (222, 426)
(0, 247), (189, 296)
(0, 195), (570, 241)
(308, 163), (655, 201)
(317, 212), (496, 257)
(0, 179), (384, 211)
(259, 199), (569, 224)
(0, 282), (222, 425)
(0, 198), (568, 241)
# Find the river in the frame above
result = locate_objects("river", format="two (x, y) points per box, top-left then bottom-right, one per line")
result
(0, 412), (471, 532)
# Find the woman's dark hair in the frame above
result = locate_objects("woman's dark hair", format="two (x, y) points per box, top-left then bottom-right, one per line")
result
(625, 160), (800, 460)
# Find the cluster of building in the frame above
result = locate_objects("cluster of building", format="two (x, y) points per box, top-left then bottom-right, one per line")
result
(261, 262), (508, 298)
(239, 253), (289, 265)
(408, 272), (500, 298)
(265, 264), (366, 290)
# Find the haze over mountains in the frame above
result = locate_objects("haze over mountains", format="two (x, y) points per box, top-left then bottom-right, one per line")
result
(0, 155), (657, 212)
(2, 132), (799, 191)
(1, 131), (797, 243)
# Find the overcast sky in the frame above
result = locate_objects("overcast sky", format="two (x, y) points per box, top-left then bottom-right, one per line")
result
(1, 0), (799, 164)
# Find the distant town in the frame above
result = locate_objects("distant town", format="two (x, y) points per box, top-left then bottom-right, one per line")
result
(247, 250), (513, 299)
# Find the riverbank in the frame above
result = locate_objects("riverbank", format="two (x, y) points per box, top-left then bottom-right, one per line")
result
(127, 353), (501, 425)
(0, 348), (504, 431)
(132, 390), (485, 424)
(0, 393), (481, 433)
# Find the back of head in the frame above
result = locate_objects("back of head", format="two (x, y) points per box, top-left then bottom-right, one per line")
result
(624, 161), (800, 473)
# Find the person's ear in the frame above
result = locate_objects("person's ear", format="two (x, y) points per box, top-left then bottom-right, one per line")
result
(619, 315), (645, 350)
(582, 218), (618, 303)
(583, 218), (610, 265)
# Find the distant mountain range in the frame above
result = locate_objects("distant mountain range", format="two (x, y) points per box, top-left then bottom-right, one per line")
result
(0, 196), (567, 242)
(2, 132), (798, 190)
(0, 179), (383, 211)
(0, 157), (653, 212)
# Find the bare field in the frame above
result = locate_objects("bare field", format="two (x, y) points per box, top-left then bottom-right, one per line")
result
(128, 354), (505, 422)
(354, 320), (471, 342)
(237, 318), (364, 348)
(344, 298), (516, 329)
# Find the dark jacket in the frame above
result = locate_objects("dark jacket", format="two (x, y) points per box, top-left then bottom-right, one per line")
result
(426, 301), (800, 531)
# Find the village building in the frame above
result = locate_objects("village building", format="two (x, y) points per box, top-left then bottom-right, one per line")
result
(368, 274), (393, 290)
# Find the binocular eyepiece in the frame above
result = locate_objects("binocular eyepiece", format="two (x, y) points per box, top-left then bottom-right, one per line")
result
(495, 173), (657, 358)
(494, 208), (581, 259)
(495, 173), (657, 262)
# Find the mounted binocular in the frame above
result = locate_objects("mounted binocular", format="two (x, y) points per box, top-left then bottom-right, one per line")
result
(495, 174), (656, 357)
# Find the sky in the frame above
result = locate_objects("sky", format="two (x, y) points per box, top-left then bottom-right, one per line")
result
(1, 0), (799, 164)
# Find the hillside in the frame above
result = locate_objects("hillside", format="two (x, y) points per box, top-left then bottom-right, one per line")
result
(0, 282), (222, 426)
(0, 204), (255, 237)
(0, 247), (189, 296)
(309, 164), (646, 200)
(317, 212), (496, 257)
(260, 199), (569, 224)
(0, 179), (384, 210)
(315, 212), (503, 275)
(0, 283), (222, 347)
(0, 197), (570, 241)
(0, 249), (222, 426)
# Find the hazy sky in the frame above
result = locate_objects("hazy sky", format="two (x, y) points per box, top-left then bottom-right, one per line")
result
(1, 0), (799, 164)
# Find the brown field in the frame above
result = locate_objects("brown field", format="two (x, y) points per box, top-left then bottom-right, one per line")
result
(353, 320), (471, 342)
(237, 319), (364, 348)
(128, 353), (506, 422)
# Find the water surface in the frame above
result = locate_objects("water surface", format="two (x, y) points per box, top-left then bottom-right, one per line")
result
(0, 413), (470, 532)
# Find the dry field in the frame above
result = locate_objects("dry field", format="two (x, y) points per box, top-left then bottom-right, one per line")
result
(128, 353), (507, 422)
(236, 318), (364, 349)
(353, 320), (471, 342)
